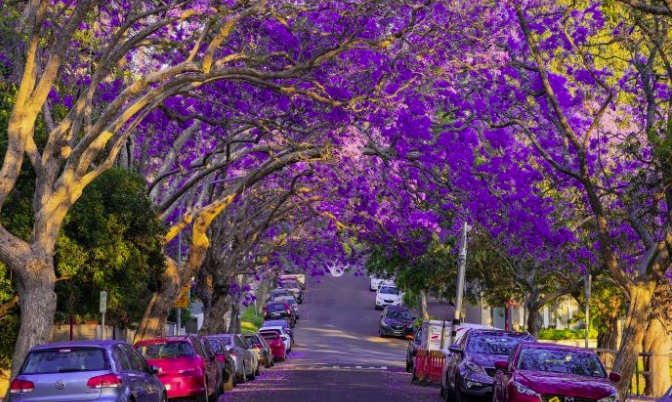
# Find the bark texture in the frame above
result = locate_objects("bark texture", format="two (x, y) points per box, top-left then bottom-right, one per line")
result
(199, 278), (232, 334)
(642, 317), (671, 397)
(596, 294), (621, 369)
(612, 282), (657, 398)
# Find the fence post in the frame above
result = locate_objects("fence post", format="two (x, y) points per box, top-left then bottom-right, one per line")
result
(635, 355), (640, 396)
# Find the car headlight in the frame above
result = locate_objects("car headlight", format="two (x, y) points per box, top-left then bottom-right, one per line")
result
(598, 394), (618, 402)
(513, 381), (538, 396)
(464, 361), (486, 375)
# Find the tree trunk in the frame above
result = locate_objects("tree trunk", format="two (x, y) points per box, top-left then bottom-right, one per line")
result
(228, 300), (241, 334)
(133, 261), (181, 342)
(642, 317), (671, 397)
(418, 290), (429, 319)
(613, 281), (657, 399)
(525, 291), (543, 337)
(596, 294), (621, 370)
(199, 280), (232, 334)
(11, 259), (57, 378)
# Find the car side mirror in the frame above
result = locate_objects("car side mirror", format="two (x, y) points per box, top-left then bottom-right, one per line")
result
(609, 372), (621, 383)
(448, 344), (463, 354)
(150, 365), (160, 375)
(494, 360), (508, 372)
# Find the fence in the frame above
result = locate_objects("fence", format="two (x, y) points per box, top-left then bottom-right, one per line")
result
(595, 348), (671, 397)
(50, 321), (182, 343)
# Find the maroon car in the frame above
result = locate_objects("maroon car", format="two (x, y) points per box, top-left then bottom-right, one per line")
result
(493, 342), (620, 402)
(134, 336), (221, 402)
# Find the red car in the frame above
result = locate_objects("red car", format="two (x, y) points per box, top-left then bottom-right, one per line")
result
(492, 342), (620, 402)
(258, 331), (287, 362)
(134, 336), (221, 401)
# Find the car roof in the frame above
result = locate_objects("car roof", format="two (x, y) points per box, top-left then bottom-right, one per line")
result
(384, 305), (409, 311)
(30, 339), (127, 351)
(519, 342), (592, 352)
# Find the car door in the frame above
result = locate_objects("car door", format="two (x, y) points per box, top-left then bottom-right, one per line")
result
(121, 344), (161, 402)
(234, 336), (251, 373)
(446, 329), (470, 390)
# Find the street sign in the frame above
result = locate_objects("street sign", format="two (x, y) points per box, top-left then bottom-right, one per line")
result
(173, 284), (190, 309)
(99, 291), (108, 313)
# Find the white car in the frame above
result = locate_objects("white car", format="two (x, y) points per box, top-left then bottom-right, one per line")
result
(375, 285), (403, 310)
(369, 276), (395, 292)
(258, 325), (292, 352)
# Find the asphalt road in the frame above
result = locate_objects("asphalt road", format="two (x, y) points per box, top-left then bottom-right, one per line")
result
(219, 272), (443, 402)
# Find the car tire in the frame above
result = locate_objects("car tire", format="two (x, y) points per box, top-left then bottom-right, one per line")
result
(238, 364), (247, 384)
(224, 368), (234, 391)
(454, 375), (465, 402)
(255, 363), (260, 377)
(159, 392), (167, 402)
(405, 354), (411, 372)
(411, 366), (418, 383)
(247, 367), (256, 381)
(265, 357), (272, 369)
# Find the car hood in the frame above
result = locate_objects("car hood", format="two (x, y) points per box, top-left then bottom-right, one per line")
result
(516, 371), (617, 398)
(382, 318), (413, 326)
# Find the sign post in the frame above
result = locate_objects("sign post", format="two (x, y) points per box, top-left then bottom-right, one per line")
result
(99, 291), (108, 340)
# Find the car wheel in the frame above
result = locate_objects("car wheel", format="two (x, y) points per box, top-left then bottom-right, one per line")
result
(224, 368), (234, 391)
(238, 364), (247, 384)
(255, 363), (260, 377)
(379, 326), (385, 337)
(405, 354), (411, 372)
(265, 357), (272, 369)
(247, 366), (256, 381)
(159, 392), (167, 402)
(454, 375), (465, 402)
(411, 366), (418, 383)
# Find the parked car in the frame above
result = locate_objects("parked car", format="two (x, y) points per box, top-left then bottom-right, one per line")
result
(443, 329), (536, 402)
(267, 288), (293, 302)
(277, 278), (305, 303)
(9, 339), (166, 402)
(369, 275), (394, 292)
(279, 273), (306, 290)
(244, 333), (274, 368)
(375, 285), (403, 310)
(257, 331), (288, 362)
(492, 342), (620, 402)
(274, 295), (300, 320)
(378, 305), (415, 338)
(263, 319), (295, 344)
(264, 300), (297, 327)
(258, 325), (292, 353)
(209, 334), (257, 383)
(134, 335), (220, 402)
(205, 336), (236, 391)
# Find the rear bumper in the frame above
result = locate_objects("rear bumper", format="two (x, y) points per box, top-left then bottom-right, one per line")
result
(159, 374), (205, 399)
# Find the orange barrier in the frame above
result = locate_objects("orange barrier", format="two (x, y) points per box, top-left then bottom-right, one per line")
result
(413, 350), (445, 383)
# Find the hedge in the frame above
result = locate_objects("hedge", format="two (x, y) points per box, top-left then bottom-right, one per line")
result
(537, 328), (598, 340)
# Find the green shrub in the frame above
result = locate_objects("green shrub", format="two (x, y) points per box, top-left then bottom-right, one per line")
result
(537, 328), (598, 340)
(240, 306), (263, 333)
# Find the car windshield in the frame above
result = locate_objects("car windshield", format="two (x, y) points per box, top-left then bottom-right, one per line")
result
(386, 309), (412, 320)
(379, 286), (399, 295)
(466, 333), (531, 355)
(136, 341), (196, 359)
(517, 348), (607, 377)
(21, 347), (110, 374)
(207, 339), (224, 354)
(267, 303), (287, 312)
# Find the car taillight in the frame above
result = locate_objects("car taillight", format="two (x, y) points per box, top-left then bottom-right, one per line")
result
(87, 374), (122, 389)
(286, 309), (291, 315)
(10, 379), (34, 393)
(229, 352), (237, 357)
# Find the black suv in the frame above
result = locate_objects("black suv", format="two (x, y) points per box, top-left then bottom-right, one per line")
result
(378, 305), (415, 338)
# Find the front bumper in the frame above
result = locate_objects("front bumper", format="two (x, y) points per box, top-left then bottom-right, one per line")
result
(380, 325), (413, 337)
(376, 298), (402, 308)
(457, 371), (494, 397)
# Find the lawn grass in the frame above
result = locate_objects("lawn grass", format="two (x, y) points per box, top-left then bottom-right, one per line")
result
(240, 305), (263, 334)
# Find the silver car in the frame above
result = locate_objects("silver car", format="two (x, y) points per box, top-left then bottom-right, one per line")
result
(210, 334), (257, 383)
(9, 339), (166, 402)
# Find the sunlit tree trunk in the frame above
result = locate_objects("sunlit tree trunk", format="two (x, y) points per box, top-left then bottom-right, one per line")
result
(613, 282), (657, 398)
(199, 278), (232, 334)
(642, 317), (671, 397)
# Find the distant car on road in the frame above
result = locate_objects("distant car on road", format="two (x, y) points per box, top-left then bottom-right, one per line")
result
(257, 331), (288, 362)
(375, 285), (403, 310)
(134, 335), (221, 402)
(443, 329), (536, 402)
(264, 300), (297, 326)
(9, 339), (166, 402)
(369, 275), (395, 292)
(258, 325), (292, 354)
(378, 305), (415, 338)
(274, 295), (300, 319)
(492, 342), (620, 402)
(277, 278), (305, 303)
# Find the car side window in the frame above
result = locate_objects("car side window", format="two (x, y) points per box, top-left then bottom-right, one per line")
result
(234, 336), (245, 348)
(113, 345), (133, 371)
(124, 345), (150, 372)
(191, 338), (206, 357)
(414, 328), (423, 346)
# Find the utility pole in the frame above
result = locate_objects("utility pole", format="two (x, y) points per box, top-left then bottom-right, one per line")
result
(177, 220), (182, 336)
(450, 221), (469, 345)
(584, 273), (591, 349)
